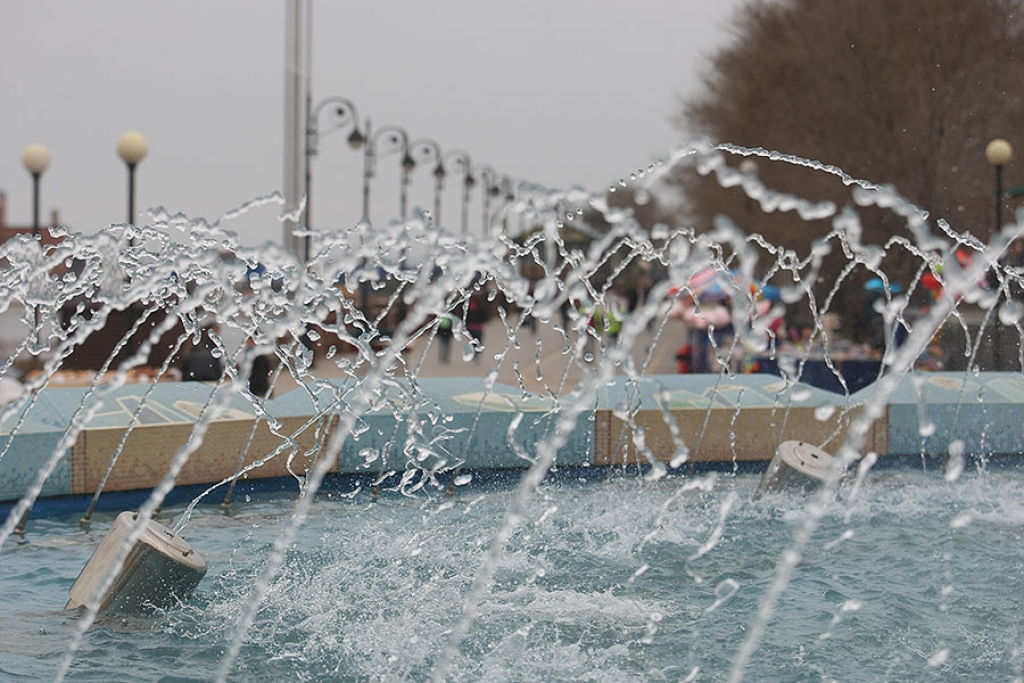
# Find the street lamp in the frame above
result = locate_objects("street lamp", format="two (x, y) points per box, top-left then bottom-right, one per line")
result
(985, 138), (1015, 371)
(400, 146), (416, 221)
(117, 131), (148, 239)
(986, 138), (1014, 234)
(304, 96), (364, 260)
(410, 138), (444, 225)
(495, 175), (517, 238)
(361, 121), (413, 224)
(21, 143), (50, 347)
(441, 149), (473, 236)
(21, 144), (50, 239)
(472, 163), (498, 236)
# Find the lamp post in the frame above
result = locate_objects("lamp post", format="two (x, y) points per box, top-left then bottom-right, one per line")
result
(361, 121), (413, 224)
(117, 132), (148, 241)
(985, 138), (1015, 371)
(22, 143), (50, 346)
(986, 138), (1014, 235)
(21, 144), (50, 240)
(441, 149), (473, 236)
(496, 175), (517, 238)
(409, 138), (444, 225)
(472, 163), (498, 236)
(304, 96), (364, 260)
(400, 146), (416, 221)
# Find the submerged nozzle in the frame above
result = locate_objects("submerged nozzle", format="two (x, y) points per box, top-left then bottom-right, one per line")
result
(66, 511), (207, 615)
(755, 440), (835, 500)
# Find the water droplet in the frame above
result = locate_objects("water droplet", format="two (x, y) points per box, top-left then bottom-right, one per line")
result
(670, 449), (689, 468)
(926, 648), (949, 668)
(814, 405), (835, 421)
(999, 300), (1023, 325)
(944, 440), (965, 482)
(950, 512), (973, 528)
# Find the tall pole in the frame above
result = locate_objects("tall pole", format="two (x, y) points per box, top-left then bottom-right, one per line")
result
(126, 162), (136, 227)
(22, 143), (50, 355)
(985, 138), (1015, 371)
(996, 163), (1005, 235)
(399, 163), (411, 219)
(441, 149), (473, 236)
(361, 119), (373, 223)
(283, 0), (306, 253)
(462, 175), (473, 237)
(117, 132), (148, 244)
(303, 87), (313, 262)
(434, 172), (444, 226)
(31, 172), (41, 239)
(410, 138), (445, 224)
(306, 96), (363, 261)
(302, 0), (314, 262)
(474, 163), (497, 236)
(361, 122), (410, 225)
(986, 139), (1014, 236)
(22, 144), (50, 239)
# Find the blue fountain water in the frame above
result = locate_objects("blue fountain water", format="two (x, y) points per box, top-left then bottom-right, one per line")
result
(0, 142), (1022, 681)
(5, 469), (1024, 682)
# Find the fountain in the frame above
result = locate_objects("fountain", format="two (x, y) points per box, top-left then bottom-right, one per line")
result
(66, 511), (207, 614)
(1, 142), (1023, 681)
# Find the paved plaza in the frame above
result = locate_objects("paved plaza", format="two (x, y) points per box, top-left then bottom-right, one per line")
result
(0, 303), (689, 398)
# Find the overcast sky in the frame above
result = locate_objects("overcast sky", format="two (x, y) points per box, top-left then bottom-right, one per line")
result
(1, 1), (744, 247)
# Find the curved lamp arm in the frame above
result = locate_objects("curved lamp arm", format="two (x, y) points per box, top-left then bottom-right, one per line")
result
(308, 96), (364, 157)
(368, 124), (411, 174)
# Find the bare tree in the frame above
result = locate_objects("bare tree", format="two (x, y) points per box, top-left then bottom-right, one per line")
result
(669, 0), (1024, 335)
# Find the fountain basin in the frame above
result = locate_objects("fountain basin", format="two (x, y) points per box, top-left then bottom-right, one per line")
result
(3, 372), (1023, 512)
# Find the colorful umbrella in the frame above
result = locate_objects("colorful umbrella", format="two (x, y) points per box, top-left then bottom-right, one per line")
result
(687, 267), (733, 303)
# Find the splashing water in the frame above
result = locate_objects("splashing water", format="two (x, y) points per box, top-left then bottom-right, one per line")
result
(1, 141), (1023, 681)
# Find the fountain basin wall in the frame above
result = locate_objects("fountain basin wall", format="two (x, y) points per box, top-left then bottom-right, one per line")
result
(594, 374), (886, 465)
(853, 372), (1024, 458)
(2, 372), (1020, 506)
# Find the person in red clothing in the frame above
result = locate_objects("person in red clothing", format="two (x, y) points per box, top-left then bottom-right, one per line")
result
(675, 344), (693, 373)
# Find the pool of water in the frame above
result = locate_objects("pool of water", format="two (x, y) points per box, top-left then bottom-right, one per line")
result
(4, 466), (1024, 682)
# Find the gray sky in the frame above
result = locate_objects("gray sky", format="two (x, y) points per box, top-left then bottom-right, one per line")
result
(1, 0), (743, 247)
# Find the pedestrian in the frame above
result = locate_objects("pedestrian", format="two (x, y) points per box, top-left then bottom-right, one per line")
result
(437, 313), (453, 363)
(603, 294), (624, 345)
(246, 338), (272, 398)
(181, 325), (223, 382)
(559, 298), (571, 330)
(675, 343), (693, 373)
